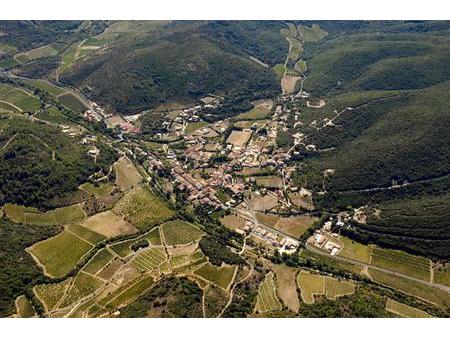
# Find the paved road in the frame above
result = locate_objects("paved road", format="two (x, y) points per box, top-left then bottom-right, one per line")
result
(305, 244), (450, 294)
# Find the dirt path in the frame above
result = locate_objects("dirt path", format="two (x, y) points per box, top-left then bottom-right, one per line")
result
(0, 100), (22, 112)
(0, 132), (18, 151)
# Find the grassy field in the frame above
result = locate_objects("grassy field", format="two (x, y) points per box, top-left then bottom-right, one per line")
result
(434, 264), (450, 287)
(113, 186), (175, 230)
(185, 121), (208, 134)
(60, 272), (104, 308)
(235, 105), (271, 121)
(114, 157), (143, 190)
(28, 230), (93, 278)
(368, 268), (450, 308)
(3, 203), (85, 225)
(53, 205), (86, 224)
(272, 216), (317, 238)
(14, 44), (58, 62)
(337, 236), (373, 264)
(83, 249), (114, 275)
(255, 212), (281, 227)
(15, 295), (36, 318)
(255, 175), (283, 189)
(106, 276), (154, 309)
(299, 24), (328, 43)
(82, 211), (137, 238)
(79, 182), (114, 197)
(324, 277), (355, 300)
(131, 248), (167, 272)
(0, 83), (40, 111)
(385, 299), (432, 318)
(109, 239), (136, 258)
(194, 262), (236, 290)
(297, 270), (325, 304)
(34, 278), (72, 312)
(57, 92), (88, 113)
(29, 80), (66, 96)
(140, 227), (162, 245)
(370, 247), (431, 281)
(255, 272), (283, 313)
(66, 223), (105, 245)
(161, 220), (204, 246)
(271, 264), (299, 312)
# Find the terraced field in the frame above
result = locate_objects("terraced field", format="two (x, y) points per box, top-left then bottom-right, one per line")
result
(131, 248), (167, 272)
(28, 230), (93, 278)
(386, 299), (432, 318)
(193, 262), (237, 290)
(297, 270), (325, 304)
(370, 247), (431, 281)
(34, 278), (73, 312)
(0, 84), (40, 111)
(434, 264), (450, 287)
(255, 272), (283, 313)
(161, 220), (204, 246)
(324, 277), (355, 300)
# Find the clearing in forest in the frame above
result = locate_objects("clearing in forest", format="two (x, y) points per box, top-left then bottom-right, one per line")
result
(255, 272), (283, 313)
(297, 270), (325, 304)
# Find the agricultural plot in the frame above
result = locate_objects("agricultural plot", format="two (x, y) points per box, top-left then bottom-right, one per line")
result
(161, 220), (204, 246)
(170, 250), (205, 269)
(255, 175), (283, 189)
(248, 193), (279, 212)
(34, 278), (73, 312)
(0, 101), (20, 113)
(59, 272), (104, 308)
(220, 214), (247, 231)
(297, 270), (325, 304)
(28, 230), (93, 278)
(434, 264), (450, 287)
(97, 258), (124, 280)
(15, 295), (36, 318)
(385, 299), (432, 318)
(0, 84), (40, 111)
(255, 212), (281, 227)
(114, 156), (143, 190)
(105, 276), (154, 309)
(83, 249), (115, 275)
(140, 227), (162, 245)
(29, 80), (66, 96)
(338, 236), (373, 264)
(113, 186), (174, 230)
(371, 247), (431, 281)
(204, 285), (229, 318)
(14, 44), (58, 63)
(288, 191), (315, 211)
(79, 182), (114, 197)
(53, 204), (86, 224)
(368, 268), (450, 308)
(131, 248), (167, 272)
(109, 239), (136, 258)
(3, 203), (85, 225)
(272, 216), (317, 238)
(82, 211), (137, 238)
(66, 224), (105, 245)
(226, 130), (252, 147)
(235, 105), (271, 121)
(271, 265), (300, 312)
(57, 92), (89, 113)
(185, 121), (208, 134)
(193, 262), (237, 290)
(255, 272), (282, 313)
(324, 277), (355, 300)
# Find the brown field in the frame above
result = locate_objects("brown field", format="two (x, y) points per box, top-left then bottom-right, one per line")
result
(82, 210), (137, 238)
(114, 156), (143, 191)
(272, 216), (318, 238)
(105, 115), (126, 128)
(288, 192), (315, 211)
(255, 175), (283, 189)
(226, 130), (252, 147)
(271, 264), (300, 312)
(281, 75), (300, 94)
(256, 212), (281, 227)
(220, 214), (247, 231)
(248, 194), (279, 212)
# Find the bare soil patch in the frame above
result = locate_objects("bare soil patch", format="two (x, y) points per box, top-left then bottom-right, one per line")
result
(281, 75), (300, 94)
(82, 210), (137, 238)
(271, 264), (300, 313)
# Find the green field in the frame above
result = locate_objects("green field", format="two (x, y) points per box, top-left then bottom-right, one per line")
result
(324, 277), (355, 300)
(161, 220), (204, 246)
(34, 278), (73, 312)
(53, 205), (86, 224)
(66, 223), (105, 245)
(29, 80), (66, 96)
(29, 230), (93, 278)
(0, 83), (40, 111)
(60, 272), (104, 308)
(140, 227), (162, 245)
(3, 203), (85, 225)
(234, 105), (271, 121)
(368, 268), (450, 308)
(79, 182), (115, 197)
(83, 249), (114, 275)
(273, 63), (286, 77)
(185, 121), (208, 134)
(58, 92), (88, 113)
(194, 262), (236, 290)
(370, 247), (431, 281)
(434, 264), (450, 287)
(255, 175), (283, 189)
(297, 270), (325, 304)
(131, 248), (167, 272)
(107, 276), (154, 309)
(15, 295), (36, 318)
(385, 299), (432, 318)
(114, 186), (174, 230)
(14, 44), (58, 63)
(337, 236), (372, 264)
(0, 100), (20, 113)
(255, 272), (282, 313)
(299, 24), (328, 43)
(109, 239), (136, 258)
